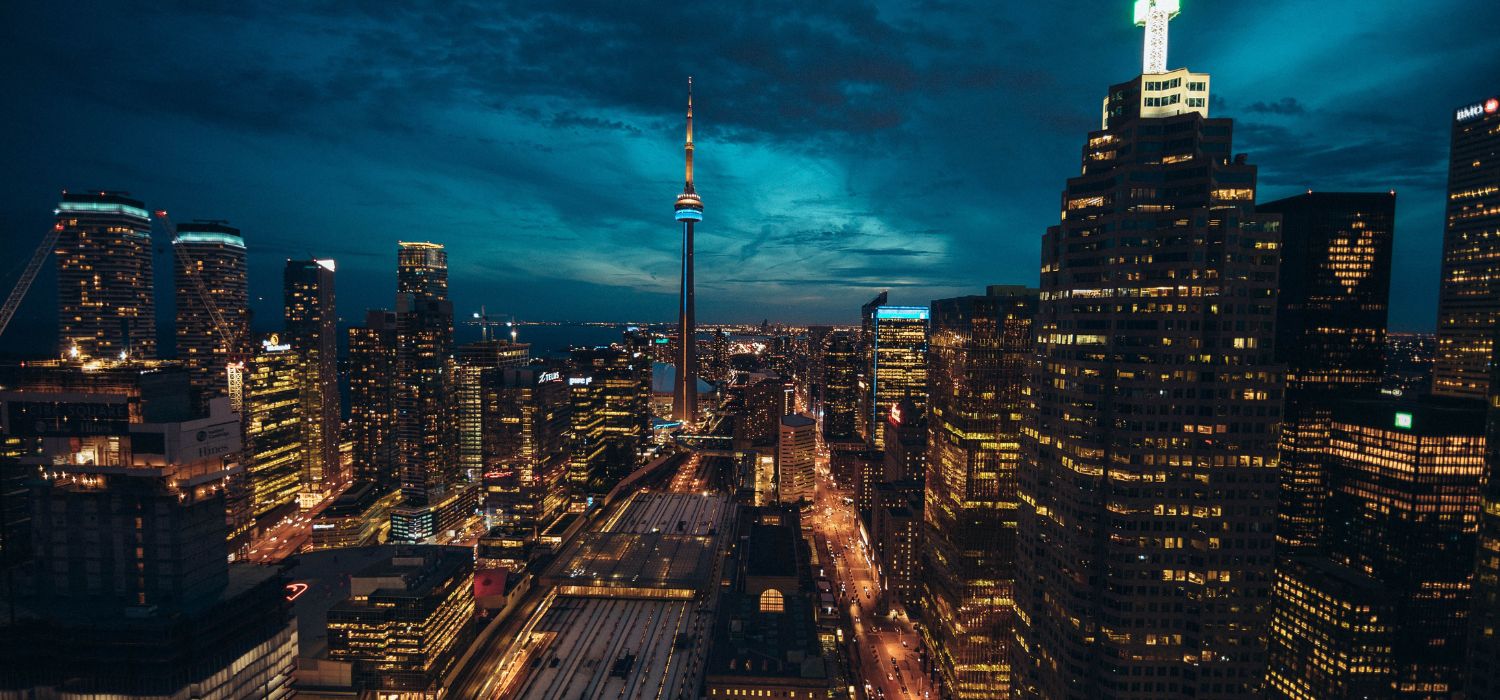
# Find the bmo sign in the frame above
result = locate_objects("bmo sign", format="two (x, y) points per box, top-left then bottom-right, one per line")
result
(1457, 97), (1499, 122)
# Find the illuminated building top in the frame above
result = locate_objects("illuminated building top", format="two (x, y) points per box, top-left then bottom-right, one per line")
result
(674, 77), (703, 222)
(1134, 0), (1180, 74)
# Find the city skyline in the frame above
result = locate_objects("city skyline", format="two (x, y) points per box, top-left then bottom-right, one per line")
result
(4, 3), (1500, 699)
(3, 1), (1497, 345)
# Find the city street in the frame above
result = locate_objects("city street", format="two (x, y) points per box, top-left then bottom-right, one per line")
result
(812, 455), (934, 700)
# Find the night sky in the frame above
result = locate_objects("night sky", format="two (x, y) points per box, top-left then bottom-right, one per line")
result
(2, 0), (1497, 350)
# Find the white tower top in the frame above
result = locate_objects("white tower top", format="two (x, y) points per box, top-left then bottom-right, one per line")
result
(1135, 0), (1181, 74)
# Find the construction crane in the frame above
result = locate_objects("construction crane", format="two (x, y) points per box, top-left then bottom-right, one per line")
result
(0, 221), (64, 339)
(467, 306), (518, 343)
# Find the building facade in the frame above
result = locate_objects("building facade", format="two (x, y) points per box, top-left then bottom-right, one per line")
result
(868, 306), (929, 450)
(1014, 27), (1284, 699)
(1470, 338), (1500, 698)
(348, 309), (399, 487)
(244, 334), (302, 524)
(1323, 399), (1486, 698)
(1265, 556), (1396, 700)
(0, 359), (295, 699)
(776, 414), (816, 504)
(325, 547), (476, 695)
(1433, 94), (1500, 399)
(822, 331), (860, 443)
(54, 191), (156, 359)
(283, 258), (341, 492)
(923, 287), (1037, 699)
(173, 220), (249, 400)
(394, 242), (456, 511)
(567, 346), (651, 497)
(1260, 192), (1395, 552)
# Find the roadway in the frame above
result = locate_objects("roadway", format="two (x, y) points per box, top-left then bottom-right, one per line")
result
(812, 451), (935, 700)
(244, 482), (349, 563)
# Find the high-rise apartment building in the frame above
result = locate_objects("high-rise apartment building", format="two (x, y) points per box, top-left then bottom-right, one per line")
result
(1260, 192), (1395, 551)
(173, 220), (249, 400)
(394, 242), (455, 507)
(283, 258), (341, 491)
(1433, 94), (1500, 399)
(776, 414), (816, 503)
(822, 331), (860, 443)
(924, 287), (1037, 699)
(54, 191), (156, 359)
(1015, 7), (1284, 697)
(1322, 399), (1486, 698)
(479, 367), (570, 540)
(349, 309), (399, 487)
(244, 333), (303, 524)
(868, 306), (928, 450)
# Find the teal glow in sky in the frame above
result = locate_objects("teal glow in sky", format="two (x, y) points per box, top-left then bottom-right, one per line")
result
(1, 0), (1496, 347)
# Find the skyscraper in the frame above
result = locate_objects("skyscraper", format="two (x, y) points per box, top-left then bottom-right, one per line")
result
(567, 345), (651, 496)
(1260, 192), (1395, 551)
(673, 77), (703, 425)
(924, 287), (1037, 699)
(349, 309), (399, 487)
(1014, 5), (1284, 697)
(1433, 93), (1500, 399)
(776, 414), (816, 503)
(454, 339), (531, 483)
(283, 258), (340, 491)
(54, 191), (156, 359)
(822, 331), (860, 443)
(244, 333), (303, 524)
(394, 242), (455, 508)
(173, 220), (249, 400)
(868, 306), (928, 450)
(479, 366), (570, 540)
(1470, 340), (1500, 699)
(858, 291), (889, 441)
(397, 240), (449, 300)
(1322, 399), (1485, 697)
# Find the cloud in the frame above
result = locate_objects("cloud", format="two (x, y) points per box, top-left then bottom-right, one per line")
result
(4, 0), (1499, 335)
(1245, 97), (1306, 115)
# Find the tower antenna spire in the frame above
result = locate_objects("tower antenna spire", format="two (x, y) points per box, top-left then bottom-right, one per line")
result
(684, 76), (695, 192)
(1134, 0), (1181, 74)
(673, 75), (703, 425)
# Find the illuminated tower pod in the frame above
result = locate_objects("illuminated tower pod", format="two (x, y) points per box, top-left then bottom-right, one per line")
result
(673, 77), (703, 425)
(1013, 3), (1284, 698)
(172, 220), (249, 401)
(54, 191), (157, 360)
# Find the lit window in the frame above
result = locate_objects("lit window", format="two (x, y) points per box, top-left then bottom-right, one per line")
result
(759, 588), (784, 613)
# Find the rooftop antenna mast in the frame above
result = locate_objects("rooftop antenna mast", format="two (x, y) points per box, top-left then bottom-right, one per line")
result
(1135, 0), (1181, 74)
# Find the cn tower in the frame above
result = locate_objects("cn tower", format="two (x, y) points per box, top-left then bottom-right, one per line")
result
(672, 77), (702, 425)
